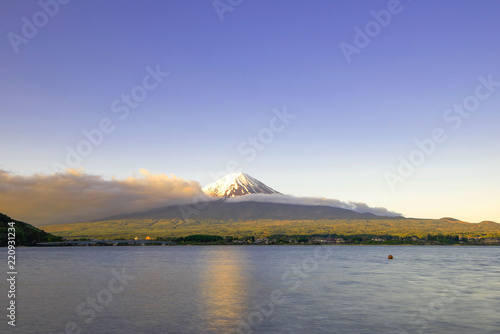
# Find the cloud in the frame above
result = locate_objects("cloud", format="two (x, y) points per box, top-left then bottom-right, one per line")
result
(0, 169), (203, 226)
(0, 169), (401, 227)
(223, 193), (402, 217)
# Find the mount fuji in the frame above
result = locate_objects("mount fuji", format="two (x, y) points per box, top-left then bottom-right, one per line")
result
(203, 172), (282, 197)
(41, 172), (500, 240)
(97, 172), (402, 221)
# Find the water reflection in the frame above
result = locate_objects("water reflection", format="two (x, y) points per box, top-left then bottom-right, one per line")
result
(198, 247), (250, 332)
(13, 247), (500, 333)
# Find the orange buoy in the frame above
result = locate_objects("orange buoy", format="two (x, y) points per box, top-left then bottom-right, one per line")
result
(388, 255), (393, 259)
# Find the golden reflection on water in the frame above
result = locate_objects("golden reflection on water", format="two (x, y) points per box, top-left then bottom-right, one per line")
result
(199, 248), (250, 331)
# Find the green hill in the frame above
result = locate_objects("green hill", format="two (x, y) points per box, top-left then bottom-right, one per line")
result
(43, 217), (500, 240)
(40, 201), (500, 240)
(0, 212), (63, 246)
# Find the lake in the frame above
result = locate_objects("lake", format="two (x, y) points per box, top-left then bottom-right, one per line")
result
(1, 246), (499, 333)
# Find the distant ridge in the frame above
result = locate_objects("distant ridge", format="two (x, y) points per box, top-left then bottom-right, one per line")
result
(440, 217), (460, 221)
(440, 218), (498, 224)
(478, 221), (499, 225)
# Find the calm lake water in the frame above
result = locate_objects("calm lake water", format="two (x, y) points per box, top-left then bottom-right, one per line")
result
(1, 246), (499, 333)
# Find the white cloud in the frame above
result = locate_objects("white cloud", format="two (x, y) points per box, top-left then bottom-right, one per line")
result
(223, 193), (402, 217)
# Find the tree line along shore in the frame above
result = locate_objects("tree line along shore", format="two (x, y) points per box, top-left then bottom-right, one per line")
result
(51, 233), (500, 246)
(2, 212), (499, 247)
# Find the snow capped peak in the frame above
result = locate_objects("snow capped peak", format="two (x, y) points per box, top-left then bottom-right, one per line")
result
(203, 173), (282, 198)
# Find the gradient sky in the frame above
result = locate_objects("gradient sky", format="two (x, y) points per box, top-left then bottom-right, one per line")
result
(1, 0), (499, 223)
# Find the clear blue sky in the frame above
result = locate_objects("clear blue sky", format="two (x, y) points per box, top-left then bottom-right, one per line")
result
(1, 0), (499, 223)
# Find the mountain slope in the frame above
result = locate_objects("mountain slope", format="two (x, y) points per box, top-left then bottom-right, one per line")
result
(97, 200), (395, 221)
(203, 173), (282, 197)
